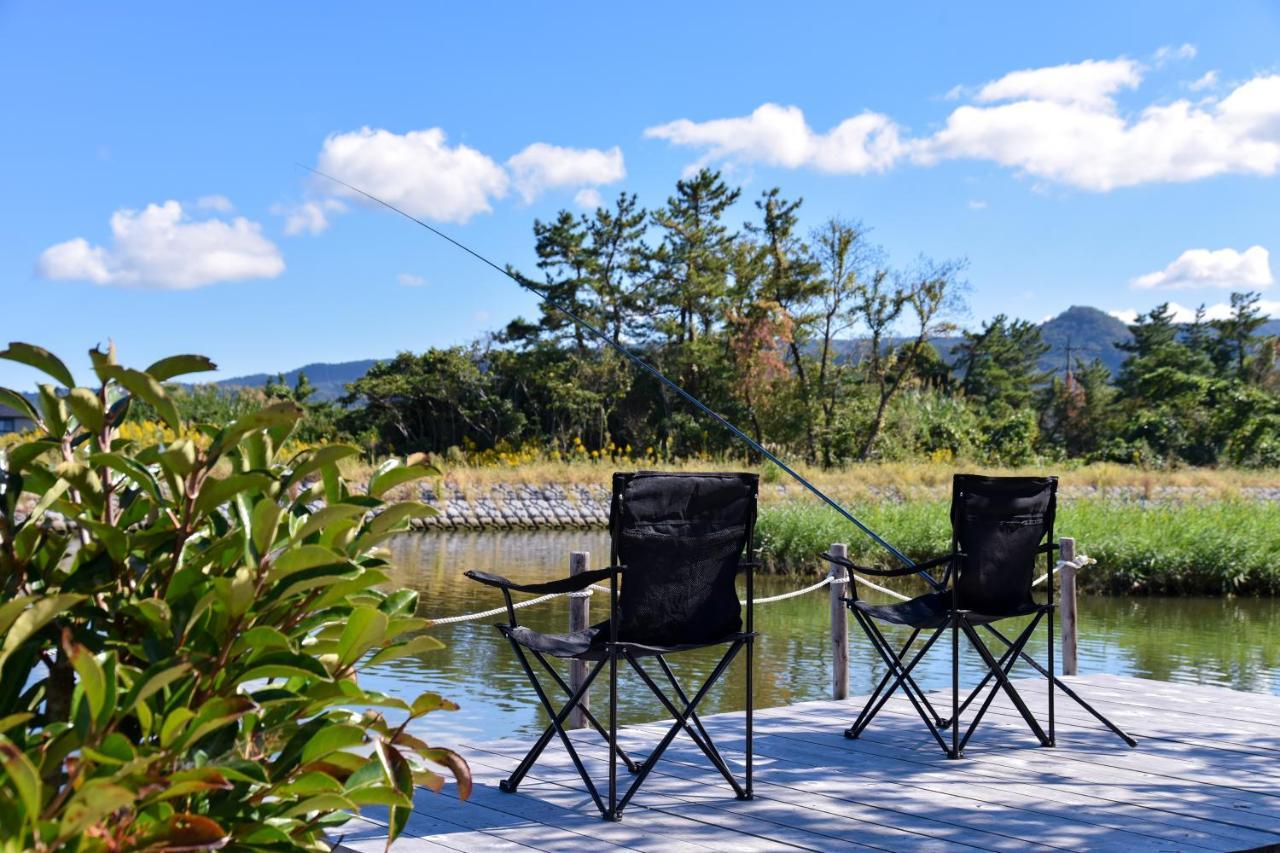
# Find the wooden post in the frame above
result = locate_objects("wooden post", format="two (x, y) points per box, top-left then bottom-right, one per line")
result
(829, 543), (849, 700)
(1060, 537), (1078, 677)
(568, 551), (590, 729)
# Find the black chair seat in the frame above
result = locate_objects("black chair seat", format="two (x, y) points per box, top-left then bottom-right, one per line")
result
(502, 622), (756, 661)
(854, 592), (1043, 629)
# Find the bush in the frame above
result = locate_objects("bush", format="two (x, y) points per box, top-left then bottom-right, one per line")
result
(0, 343), (468, 850)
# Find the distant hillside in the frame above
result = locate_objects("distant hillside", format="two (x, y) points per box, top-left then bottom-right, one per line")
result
(210, 309), (1279, 399)
(215, 359), (382, 401)
(1038, 306), (1133, 375)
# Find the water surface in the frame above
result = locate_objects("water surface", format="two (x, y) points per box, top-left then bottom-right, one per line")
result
(366, 531), (1280, 743)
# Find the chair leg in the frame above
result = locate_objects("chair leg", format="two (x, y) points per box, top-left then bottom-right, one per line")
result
(849, 628), (920, 735)
(978, 624), (1137, 747)
(613, 641), (744, 819)
(745, 635), (753, 799)
(529, 651), (638, 771)
(847, 625), (945, 740)
(607, 646), (619, 821)
(851, 610), (951, 755)
(628, 652), (746, 800)
(1047, 602), (1056, 747)
(950, 613), (960, 760)
(958, 615), (1042, 753)
(503, 644), (608, 815)
(960, 621), (1050, 747)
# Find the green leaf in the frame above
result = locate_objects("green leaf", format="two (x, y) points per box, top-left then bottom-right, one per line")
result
(5, 438), (57, 471)
(411, 692), (461, 717)
(368, 462), (440, 499)
(238, 651), (331, 683)
(300, 723), (366, 765)
(251, 499), (284, 556)
(361, 501), (438, 541)
(37, 384), (67, 435)
(344, 784), (411, 807)
(271, 544), (343, 578)
(158, 438), (199, 478)
(120, 661), (191, 715)
(291, 504), (368, 544)
(175, 696), (255, 750)
(280, 793), (356, 817)
(0, 342), (74, 388)
(336, 606), (389, 668)
(89, 452), (163, 502)
(365, 634), (446, 668)
(57, 780), (134, 839)
(284, 444), (360, 487)
(144, 354), (217, 382)
(0, 735), (41, 821)
(102, 366), (181, 430)
(0, 387), (39, 426)
(159, 707), (196, 748)
(65, 387), (104, 433)
(194, 472), (272, 516)
(0, 594), (86, 672)
(380, 589), (419, 617)
(67, 643), (107, 723)
(273, 770), (344, 797)
(209, 402), (302, 459)
(230, 626), (291, 657)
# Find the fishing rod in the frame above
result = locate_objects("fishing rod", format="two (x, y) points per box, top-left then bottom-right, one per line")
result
(300, 165), (932, 581)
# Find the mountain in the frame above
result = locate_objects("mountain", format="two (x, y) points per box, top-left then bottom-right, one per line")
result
(210, 308), (1279, 399)
(1037, 306), (1133, 375)
(215, 359), (382, 401)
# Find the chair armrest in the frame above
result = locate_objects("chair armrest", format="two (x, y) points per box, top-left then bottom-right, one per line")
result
(737, 560), (762, 574)
(1038, 542), (1061, 554)
(914, 552), (965, 571)
(818, 552), (925, 578)
(464, 565), (622, 595)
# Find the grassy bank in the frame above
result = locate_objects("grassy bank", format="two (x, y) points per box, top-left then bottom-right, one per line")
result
(352, 457), (1280, 504)
(756, 498), (1280, 596)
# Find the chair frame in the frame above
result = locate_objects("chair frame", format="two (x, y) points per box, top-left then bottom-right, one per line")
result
(467, 482), (757, 821)
(827, 480), (1135, 757)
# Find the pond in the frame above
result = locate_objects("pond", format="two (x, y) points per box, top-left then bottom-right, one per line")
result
(365, 531), (1280, 743)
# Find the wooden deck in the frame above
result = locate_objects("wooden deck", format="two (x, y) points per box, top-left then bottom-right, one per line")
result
(332, 674), (1280, 851)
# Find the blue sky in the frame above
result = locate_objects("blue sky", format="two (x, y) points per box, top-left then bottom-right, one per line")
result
(3, 1), (1279, 389)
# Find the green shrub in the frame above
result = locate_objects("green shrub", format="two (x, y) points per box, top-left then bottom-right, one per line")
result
(0, 343), (467, 850)
(757, 496), (1280, 595)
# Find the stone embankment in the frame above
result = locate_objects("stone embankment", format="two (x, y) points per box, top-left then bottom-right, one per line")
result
(410, 483), (612, 530)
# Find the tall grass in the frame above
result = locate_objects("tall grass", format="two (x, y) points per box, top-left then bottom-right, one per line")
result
(756, 498), (1280, 596)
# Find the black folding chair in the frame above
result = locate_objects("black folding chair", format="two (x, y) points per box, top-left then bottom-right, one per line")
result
(466, 471), (758, 820)
(824, 474), (1135, 758)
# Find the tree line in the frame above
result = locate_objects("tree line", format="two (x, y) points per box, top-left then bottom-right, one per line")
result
(164, 170), (1280, 468)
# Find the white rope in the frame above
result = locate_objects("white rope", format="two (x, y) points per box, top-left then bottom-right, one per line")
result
(425, 555), (1095, 624)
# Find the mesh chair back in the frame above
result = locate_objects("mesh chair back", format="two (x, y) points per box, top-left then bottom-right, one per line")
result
(951, 475), (1057, 614)
(609, 472), (758, 646)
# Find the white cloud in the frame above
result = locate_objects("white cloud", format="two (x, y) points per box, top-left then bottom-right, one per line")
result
(917, 70), (1280, 190)
(967, 199), (987, 210)
(1188, 70), (1219, 92)
(574, 187), (604, 209)
(1153, 43), (1197, 66)
(315, 127), (509, 223)
(1132, 246), (1272, 290)
(275, 198), (346, 236)
(647, 58), (1280, 192)
(397, 272), (427, 287)
(506, 143), (625, 203)
(1112, 299), (1280, 325)
(644, 102), (905, 175)
(196, 194), (234, 212)
(38, 200), (284, 289)
(974, 58), (1141, 109)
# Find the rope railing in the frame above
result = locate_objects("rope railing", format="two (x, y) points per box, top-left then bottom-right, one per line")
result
(425, 554), (1095, 625)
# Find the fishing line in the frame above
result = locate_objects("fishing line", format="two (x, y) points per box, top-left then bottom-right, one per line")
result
(299, 164), (930, 579)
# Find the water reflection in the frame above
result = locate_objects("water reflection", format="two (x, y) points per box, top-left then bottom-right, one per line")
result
(365, 531), (1280, 742)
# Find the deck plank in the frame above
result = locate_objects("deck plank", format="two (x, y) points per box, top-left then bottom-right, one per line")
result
(339, 674), (1280, 852)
